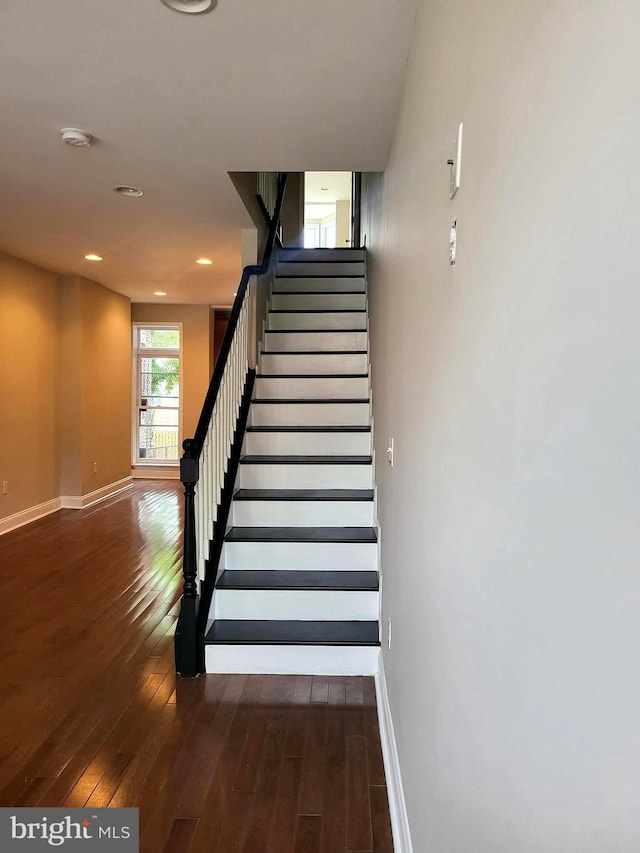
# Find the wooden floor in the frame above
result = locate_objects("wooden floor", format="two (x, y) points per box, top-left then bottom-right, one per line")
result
(0, 481), (393, 852)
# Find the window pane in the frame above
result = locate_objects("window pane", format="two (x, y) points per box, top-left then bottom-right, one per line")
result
(139, 357), (180, 406)
(134, 324), (181, 464)
(138, 426), (179, 461)
(138, 328), (180, 349)
(139, 409), (179, 427)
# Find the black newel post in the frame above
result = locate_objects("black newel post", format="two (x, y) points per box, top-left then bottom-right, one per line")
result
(175, 438), (202, 677)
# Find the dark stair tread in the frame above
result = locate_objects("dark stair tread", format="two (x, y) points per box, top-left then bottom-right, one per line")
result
(233, 488), (374, 501)
(252, 398), (370, 404)
(278, 251), (365, 264)
(269, 309), (366, 314)
(264, 329), (367, 333)
(257, 373), (369, 379)
(274, 290), (366, 295)
(279, 257), (364, 261)
(263, 350), (368, 355)
(240, 455), (371, 465)
(246, 425), (371, 433)
(275, 274), (365, 279)
(205, 619), (380, 646)
(215, 570), (379, 591)
(225, 526), (377, 543)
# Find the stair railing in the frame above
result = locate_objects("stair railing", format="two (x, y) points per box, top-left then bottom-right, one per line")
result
(257, 171), (279, 219)
(175, 172), (288, 677)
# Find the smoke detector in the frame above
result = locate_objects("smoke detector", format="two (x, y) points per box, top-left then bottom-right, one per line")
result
(160, 0), (217, 13)
(61, 128), (92, 147)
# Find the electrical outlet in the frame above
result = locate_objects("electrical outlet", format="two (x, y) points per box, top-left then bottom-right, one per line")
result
(387, 437), (394, 467)
(387, 617), (392, 650)
(93, 462), (98, 473)
(1, 481), (8, 496)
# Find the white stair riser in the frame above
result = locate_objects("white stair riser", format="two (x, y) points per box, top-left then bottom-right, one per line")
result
(255, 377), (369, 400)
(268, 312), (366, 331)
(232, 499), (374, 527)
(276, 262), (365, 277)
(273, 277), (365, 293)
(205, 644), (379, 676)
(279, 249), (365, 262)
(271, 293), (366, 311)
(224, 541), (377, 570)
(264, 331), (367, 352)
(239, 464), (373, 490)
(214, 589), (378, 621)
(259, 352), (368, 375)
(244, 430), (371, 456)
(250, 402), (369, 427)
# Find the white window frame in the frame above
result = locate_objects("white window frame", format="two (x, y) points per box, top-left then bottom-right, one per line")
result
(131, 322), (184, 467)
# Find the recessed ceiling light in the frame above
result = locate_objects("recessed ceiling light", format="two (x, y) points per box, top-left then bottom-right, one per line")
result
(113, 185), (144, 198)
(160, 0), (217, 13)
(154, 291), (167, 296)
(61, 128), (92, 147)
(84, 253), (103, 261)
(196, 258), (213, 265)
(321, 186), (329, 191)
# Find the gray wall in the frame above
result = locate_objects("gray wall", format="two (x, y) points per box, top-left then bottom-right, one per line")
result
(363, 1), (640, 850)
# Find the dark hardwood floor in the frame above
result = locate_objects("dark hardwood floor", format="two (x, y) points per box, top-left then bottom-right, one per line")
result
(0, 481), (393, 852)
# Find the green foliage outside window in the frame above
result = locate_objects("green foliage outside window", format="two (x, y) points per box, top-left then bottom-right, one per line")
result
(150, 358), (180, 394)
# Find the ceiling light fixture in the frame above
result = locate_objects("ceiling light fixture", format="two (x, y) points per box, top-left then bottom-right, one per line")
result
(196, 258), (213, 265)
(160, 0), (217, 14)
(84, 253), (103, 261)
(61, 128), (92, 147)
(113, 185), (144, 198)
(154, 291), (167, 296)
(321, 186), (329, 191)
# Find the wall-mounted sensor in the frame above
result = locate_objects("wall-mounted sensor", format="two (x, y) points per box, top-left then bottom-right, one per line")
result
(448, 123), (463, 199)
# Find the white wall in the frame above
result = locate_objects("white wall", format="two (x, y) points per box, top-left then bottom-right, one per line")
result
(364, 2), (640, 850)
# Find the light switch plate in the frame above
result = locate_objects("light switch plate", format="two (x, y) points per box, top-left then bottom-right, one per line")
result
(449, 122), (463, 199)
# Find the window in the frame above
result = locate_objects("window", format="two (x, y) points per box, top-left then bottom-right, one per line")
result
(133, 325), (182, 464)
(304, 223), (320, 248)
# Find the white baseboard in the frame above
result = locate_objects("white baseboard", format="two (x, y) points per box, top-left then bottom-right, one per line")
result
(375, 654), (413, 853)
(60, 476), (133, 510)
(0, 497), (62, 536)
(131, 466), (180, 480)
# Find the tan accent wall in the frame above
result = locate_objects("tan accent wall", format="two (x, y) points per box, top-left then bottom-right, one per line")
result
(131, 303), (210, 441)
(80, 278), (131, 494)
(0, 252), (60, 518)
(58, 277), (82, 496)
(58, 276), (131, 498)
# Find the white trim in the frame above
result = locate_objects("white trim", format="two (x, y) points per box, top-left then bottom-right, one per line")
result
(375, 654), (413, 853)
(60, 476), (133, 510)
(132, 466), (180, 480)
(131, 322), (183, 467)
(0, 497), (62, 536)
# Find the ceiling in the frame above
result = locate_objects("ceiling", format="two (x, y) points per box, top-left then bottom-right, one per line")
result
(305, 172), (353, 204)
(0, 0), (417, 304)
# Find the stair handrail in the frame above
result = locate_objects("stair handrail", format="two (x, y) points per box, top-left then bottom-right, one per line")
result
(175, 171), (288, 677)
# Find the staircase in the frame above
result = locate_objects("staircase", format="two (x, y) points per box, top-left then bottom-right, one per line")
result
(203, 247), (381, 675)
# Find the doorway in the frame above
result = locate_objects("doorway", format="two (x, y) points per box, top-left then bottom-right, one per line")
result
(304, 172), (353, 248)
